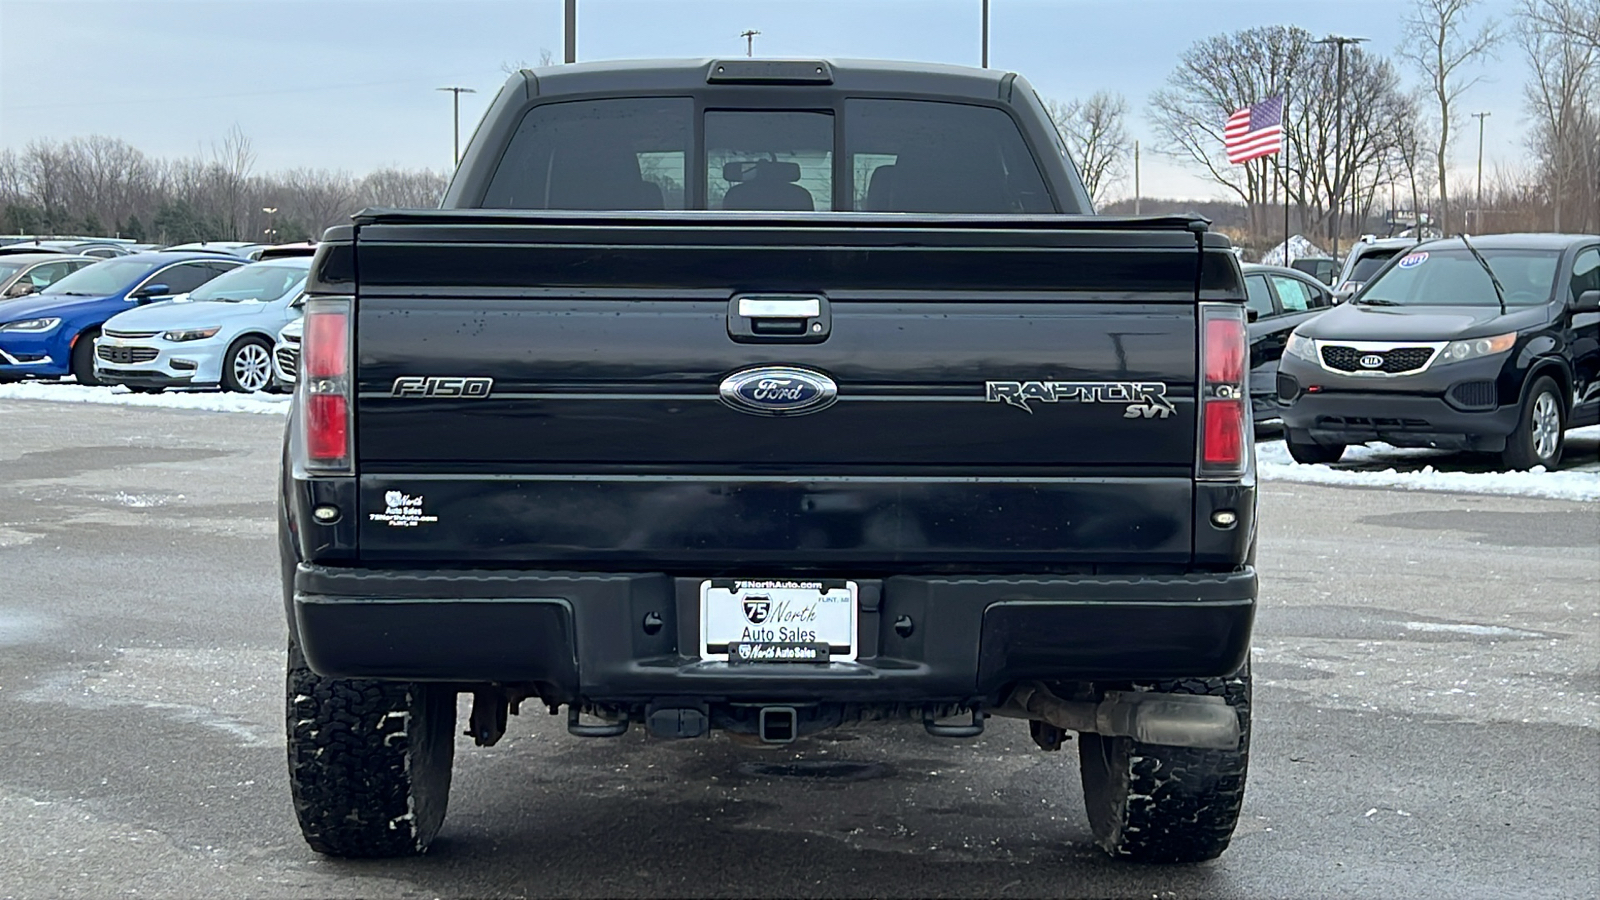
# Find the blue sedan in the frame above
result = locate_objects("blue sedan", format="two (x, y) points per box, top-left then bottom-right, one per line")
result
(0, 252), (244, 385)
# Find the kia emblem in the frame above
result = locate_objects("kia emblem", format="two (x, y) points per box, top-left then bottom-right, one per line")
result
(1359, 354), (1384, 369)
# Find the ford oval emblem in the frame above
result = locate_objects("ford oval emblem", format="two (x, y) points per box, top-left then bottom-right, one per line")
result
(718, 366), (838, 417)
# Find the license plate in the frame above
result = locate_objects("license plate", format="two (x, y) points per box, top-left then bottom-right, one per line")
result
(699, 579), (857, 663)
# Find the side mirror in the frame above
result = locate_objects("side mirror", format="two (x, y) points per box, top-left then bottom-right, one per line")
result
(1246, 308), (1260, 323)
(5, 282), (36, 298)
(132, 283), (169, 302)
(1576, 289), (1600, 313)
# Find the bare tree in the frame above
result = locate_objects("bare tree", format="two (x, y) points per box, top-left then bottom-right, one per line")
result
(1402, 0), (1500, 235)
(210, 124), (256, 240)
(1520, 0), (1600, 48)
(1150, 26), (1412, 246)
(279, 168), (360, 236)
(359, 168), (448, 208)
(1045, 92), (1132, 205)
(1518, 0), (1600, 231)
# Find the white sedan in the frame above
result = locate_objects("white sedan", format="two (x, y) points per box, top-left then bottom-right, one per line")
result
(94, 257), (311, 393)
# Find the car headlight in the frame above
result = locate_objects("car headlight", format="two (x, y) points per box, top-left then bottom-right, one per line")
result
(1285, 331), (1318, 362)
(162, 326), (222, 342)
(1439, 332), (1516, 364)
(0, 317), (62, 333)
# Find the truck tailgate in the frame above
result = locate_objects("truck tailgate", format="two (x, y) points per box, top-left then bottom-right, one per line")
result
(346, 211), (1236, 569)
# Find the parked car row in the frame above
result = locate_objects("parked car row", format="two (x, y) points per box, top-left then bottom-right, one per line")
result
(0, 244), (314, 392)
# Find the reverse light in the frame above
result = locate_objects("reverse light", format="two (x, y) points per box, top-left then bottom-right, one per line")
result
(297, 298), (353, 473)
(1440, 331), (1516, 363)
(162, 326), (221, 342)
(1198, 303), (1249, 478)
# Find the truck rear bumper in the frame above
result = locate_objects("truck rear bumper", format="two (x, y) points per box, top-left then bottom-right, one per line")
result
(293, 565), (1256, 703)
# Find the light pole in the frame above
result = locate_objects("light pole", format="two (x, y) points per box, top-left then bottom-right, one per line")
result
(436, 86), (477, 168)
(1314, 34), (1367, 264)
(262, 206), (278, 244)
(1471, 111), (1491, 230)
(981, 0), (990, 68)
(564, 0), (576, 63)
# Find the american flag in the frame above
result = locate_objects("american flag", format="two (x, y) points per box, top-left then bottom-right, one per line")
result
(1224, 97), (1284, 164)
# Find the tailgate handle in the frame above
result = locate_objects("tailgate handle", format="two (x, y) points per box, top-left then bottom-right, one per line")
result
(740, 297), (820, 318)
(728, 294), (830, 344)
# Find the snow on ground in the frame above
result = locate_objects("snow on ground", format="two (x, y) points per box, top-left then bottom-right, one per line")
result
(0, 381), (289, 415)
(3, 381), (1597, 502)
(1257, 426), (1600, 502)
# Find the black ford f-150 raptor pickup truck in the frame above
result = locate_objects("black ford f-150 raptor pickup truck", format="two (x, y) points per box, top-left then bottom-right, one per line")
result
(279, 58), (1259, 864)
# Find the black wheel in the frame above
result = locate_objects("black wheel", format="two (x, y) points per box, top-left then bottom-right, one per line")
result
(286, 640), (457, 857)
(1079, 663), (1251, 863)
(1501, 376), (1565, 470)
(70, 330), (102, 386)
(1285, 430), (1345, 464)
(221, 335), (274, 393)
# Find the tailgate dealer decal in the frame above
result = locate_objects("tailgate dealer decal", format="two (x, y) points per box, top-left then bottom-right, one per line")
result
(369, 491), (438, 528)
(985, 381), (1176, 418)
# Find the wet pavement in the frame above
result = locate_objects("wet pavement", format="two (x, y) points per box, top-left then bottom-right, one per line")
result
(0, 399), (1595, 898)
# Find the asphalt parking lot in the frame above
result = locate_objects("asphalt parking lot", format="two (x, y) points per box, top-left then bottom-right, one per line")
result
(0, 398), (1595, 899)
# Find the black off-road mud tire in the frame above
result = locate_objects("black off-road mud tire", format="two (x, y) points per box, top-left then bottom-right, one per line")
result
(1078, 663), (1251, 863)
(286, 641), (457, 857)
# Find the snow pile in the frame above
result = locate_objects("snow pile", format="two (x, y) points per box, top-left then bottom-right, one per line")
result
(1257, 431), (1600, 502)
(1258, 234), (1329, 267)
(0, 381), (289, 415)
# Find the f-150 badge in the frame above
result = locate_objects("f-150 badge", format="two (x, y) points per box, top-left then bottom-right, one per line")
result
(986, 381), (1176, 418)
(391, 376), (493, 398)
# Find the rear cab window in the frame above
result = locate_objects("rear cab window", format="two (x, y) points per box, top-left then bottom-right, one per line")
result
(483, 97), (1054, 213)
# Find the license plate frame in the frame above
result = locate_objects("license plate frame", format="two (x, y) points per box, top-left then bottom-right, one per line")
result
(699, 578), (857, 663)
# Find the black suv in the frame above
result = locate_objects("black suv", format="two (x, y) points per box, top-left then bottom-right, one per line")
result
(1277, 233), (1600, 469)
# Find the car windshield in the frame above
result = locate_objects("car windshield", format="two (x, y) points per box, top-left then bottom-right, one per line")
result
(1348, 248), (1407, 283)
(0, 262), (21, 278)
(1359, 248), (1562, 307)
(39, 257), (155, 296)
(186, 262), (308, 303)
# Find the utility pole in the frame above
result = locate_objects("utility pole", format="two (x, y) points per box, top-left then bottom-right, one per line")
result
(741, 29), (760, 57)
(1471, 111), (1491, 231)
(981, 0), (990, 68)
(1133, 140), (1141, 215)
(564, 0), (576, 63)
(436, 86), (477, 167)
(1314, 34), (1367, 264)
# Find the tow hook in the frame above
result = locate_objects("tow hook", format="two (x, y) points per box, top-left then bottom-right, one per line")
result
(923, 706), (985, 738)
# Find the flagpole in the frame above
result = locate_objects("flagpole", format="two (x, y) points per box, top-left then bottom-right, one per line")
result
(1282, 92), (1291, 268)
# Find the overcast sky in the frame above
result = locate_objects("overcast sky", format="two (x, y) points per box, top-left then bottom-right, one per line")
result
(0, 0), (1526, 202)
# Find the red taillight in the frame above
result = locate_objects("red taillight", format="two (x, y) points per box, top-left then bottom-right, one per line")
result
(1203, 399), (1244, 465)
(304, 310), (348, 379)
(298, 300), (352, 472)
(1204, 317), (1244, 384)
(306, 394), (349, 461)
(1198, 304), (1248, 477)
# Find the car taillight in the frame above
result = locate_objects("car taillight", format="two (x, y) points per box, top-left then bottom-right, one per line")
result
(1198, 303), (1248, 478)
(297, 298), (352, 473)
